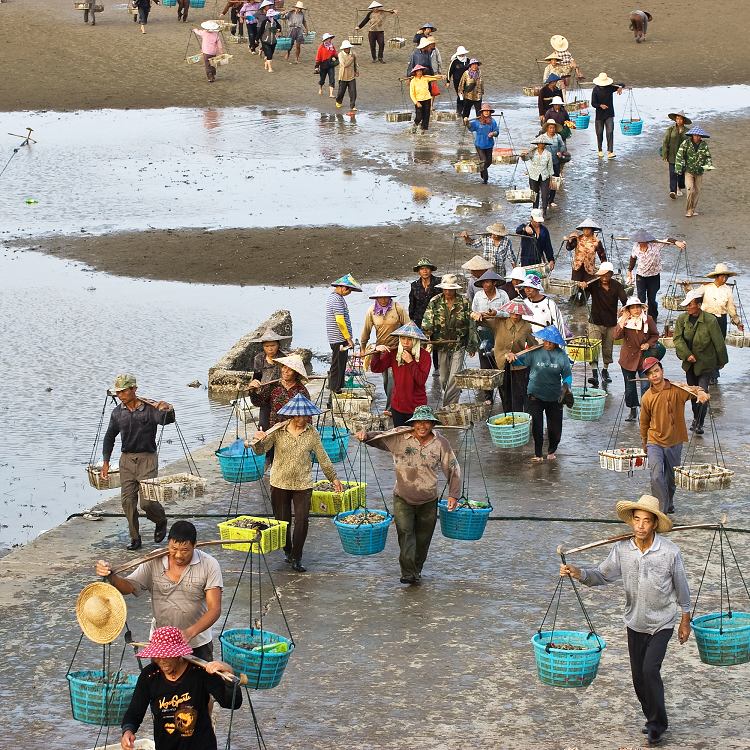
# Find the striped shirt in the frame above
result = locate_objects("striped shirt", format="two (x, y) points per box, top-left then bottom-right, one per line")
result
(326, 291), (352, 344)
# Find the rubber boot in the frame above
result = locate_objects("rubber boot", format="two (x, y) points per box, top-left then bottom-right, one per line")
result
(624, 407), (637, 422)
(587, 368), (599, 387)
(601, 368), (612, 383)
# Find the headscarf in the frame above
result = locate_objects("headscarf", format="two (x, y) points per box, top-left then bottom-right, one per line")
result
(468, 65), (480, 80)
(323, 38), (334, 50)
(396, 338), (422, 365)
(450, 52), (468, 64)
(623, 310), (648, 331)
(373, 299), (393, 316)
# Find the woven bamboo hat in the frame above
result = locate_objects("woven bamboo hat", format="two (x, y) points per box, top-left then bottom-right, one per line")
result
(706, 263), (737, 278)
(273, 354), (308, 381)
(76, 582), (127, 645)
(668, 111), (692, 125)
(251, 327), (291, 344)
(461, 255), (493, 272)
(616, 495), (672, 533)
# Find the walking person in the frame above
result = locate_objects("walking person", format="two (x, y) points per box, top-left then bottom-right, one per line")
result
(516, 209), (555, 269)
(133, 0), (158, 34)
(245, 0), (263, 52)
(412, 21), (436, 46)
(463, 102), (498, 184)
(421, 273), (478, 406)
(565, 218), (607, 282)
(281, 1), (308, 63)
(315, 33), (338, 97)
(369, 323), (431, 427)
(518, 274), (567, 339)
(406, 36), (435, 77)
(193, 21), (225, 83)
(408, 257), (441, 376)
(461, 222), (514, 278)
(543, 97), (571, 136)
(639, 357), (709, 513)
(360, 284), (409, 413)
(701, 263), (744, 339)
(560, 494), (692, 747)
(661, 111), (691, 199)
(221, 0), (244, 39)
(549, 34), (583, 82)
(258, 3), (281, 71)
(542, 119), (567, 208)
(471, 269), (509, 401)
(674, 289), (727, 434)
(460, 255), (493, 305)
(253, 353), (310, 430)
(627, 230), (687, 322)
(613, 297), (660, 422)
(675, 127), (713, 218)
(252, 394), (343, 572)
(247, 328), (290, 429)
(537, 75), (565, 124)
(326, 273), (362, 398)
(521, 136), (553, 215)
(457, 59), (484, 119)
(177, 0), (190, 22)
(541, 52), (565, 85)
(355, 405), (461, 585)
(100, 374), (172, 550)
(95, 520), (223, 660)
(448, 46), (470, 113)
(578, 261), (628, 387)
(357, 1), (398, 64)
(490, 298), (536, 413)
(335, 40), (358, 111)
(591, 72), (625, 158)
(629, 9), (653, 42)
(506, 325), (572, 462)
(408, 65), (444, 133)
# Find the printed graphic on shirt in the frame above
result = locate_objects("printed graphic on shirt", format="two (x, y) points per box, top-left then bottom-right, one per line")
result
(158, 691), (198, 737)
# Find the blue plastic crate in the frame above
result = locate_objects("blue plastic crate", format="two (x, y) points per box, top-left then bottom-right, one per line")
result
(333, 509), (392, 555)
(692, 612), (750, 666)
(311, 426), (350, 464)
(216, 439), (265, 483)
(438, 500), (492, 540)
(67, 670), (138, 725)
(189, 0), (205, 7)
(620, 118), (643, 136)
(532, 630), (606, 688)
(161, 0), (177, 6)
(220, 628), (294, 690)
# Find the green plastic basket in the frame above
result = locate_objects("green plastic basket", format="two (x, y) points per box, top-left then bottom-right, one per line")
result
(486, 413), (531, 448)
(566, 387), (606, 421)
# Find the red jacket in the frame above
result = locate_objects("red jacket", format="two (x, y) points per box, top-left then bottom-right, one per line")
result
(315, 44), (338, 64)
(370, 349), (430, 414)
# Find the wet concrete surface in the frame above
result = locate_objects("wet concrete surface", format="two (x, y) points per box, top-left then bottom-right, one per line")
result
(2, 349), (750, 749)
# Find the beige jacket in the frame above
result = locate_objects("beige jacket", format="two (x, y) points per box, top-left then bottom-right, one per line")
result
(360, 302), (408, 350)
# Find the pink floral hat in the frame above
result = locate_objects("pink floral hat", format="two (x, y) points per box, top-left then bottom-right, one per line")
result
(136, 626), (193, 659)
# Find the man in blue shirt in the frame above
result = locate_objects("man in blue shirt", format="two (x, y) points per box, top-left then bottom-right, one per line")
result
(464, 103), (498, 184)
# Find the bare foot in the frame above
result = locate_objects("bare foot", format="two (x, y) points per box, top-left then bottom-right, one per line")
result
(547, 453), (557, 461)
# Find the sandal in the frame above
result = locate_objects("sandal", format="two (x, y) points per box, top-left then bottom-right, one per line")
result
(547, 453), (557, 461)
(531, 456), (545, 464)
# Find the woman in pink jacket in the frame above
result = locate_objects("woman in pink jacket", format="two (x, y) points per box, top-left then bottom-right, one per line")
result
(193, 21), (225, 83)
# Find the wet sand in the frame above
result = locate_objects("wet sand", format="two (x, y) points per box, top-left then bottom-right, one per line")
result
(2, 0), (750, 112)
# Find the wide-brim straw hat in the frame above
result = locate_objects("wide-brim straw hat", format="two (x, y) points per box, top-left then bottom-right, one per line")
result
(340, 40), (352, 49)
(544, 52), (560, 61)
(668, 111), (692, 125)
(406, 405), (441, 423)
(479, 104), (495, 113)
(321, 32), (336, 41)
(455, 45), (469, 56)
(331, 273), (362, 291)
(623, 295), (647, 309)
(544, 119), (563, 133)
(410, 64), (428, 73)
(531, 135), (552, 145)
(550, 34), (569, 52)
(643, 11), (653, 20)
(76, 582), (127, 645)
(615, 495), (672, 533)
(593, 72), (614, 87)
(413, 257), (437, 272)
(273, 354), (308, 381)
(435, 273), (462, 290)
(369, 283), (397, 299)
(390, 322), (428, 340)
(277, 392), (322, 417)
(137, 626), (194, 659)
(681, 288), (705, 307)
(485, 222), (508, 236)
(461, 254), (493, 272)
(631, 229), (657, 243)
(596, 261), (615, 276)
(706, 263), (737, 278)
(417, 37), (434, 50)
(201, 20), (221, 30)
(509, 267), (528, 282)
(576, 217), (601, 232)
(474, 269), (504, 287)
(550, 96), (565, 105)
(294, 1), (306, 8)
(251, 327), (291, 344)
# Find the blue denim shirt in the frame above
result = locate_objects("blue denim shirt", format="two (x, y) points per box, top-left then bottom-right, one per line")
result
(468, 118), (498, 150)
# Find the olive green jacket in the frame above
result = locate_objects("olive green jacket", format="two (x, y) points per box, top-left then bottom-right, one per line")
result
(674, 311), (728, 376)
(661, 124), (689, 164)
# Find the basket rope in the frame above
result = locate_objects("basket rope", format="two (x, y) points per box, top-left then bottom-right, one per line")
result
(438, 424), (490, 506)
(682, 402), (727, 468)
(88, 393), (118, 468)
(623, 87), (641, 121)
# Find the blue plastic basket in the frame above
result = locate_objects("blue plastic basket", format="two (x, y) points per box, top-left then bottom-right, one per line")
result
(304, 31), (317, 44)
(532, 630), (606, 688)
(161, 0), (176, 5)
(574, 112), (590, 129)
(275, 37), (292, 51)
(220, 628), (294, 690)
(333, 509), (392, 555)
(67, 670), (138, 725)
(188, 0), (205, 7)
(311, 425), (350, 464)
(620, 118), (643, 136)
(216, 439), (266, 483)
(486, 413), (531, 448)
(692, 612), (750, 666)
(438, 500), (492, 540)
(566, 386), (607, 421)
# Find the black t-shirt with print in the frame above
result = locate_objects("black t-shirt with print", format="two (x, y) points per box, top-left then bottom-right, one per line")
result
(122, 663), (242, 750)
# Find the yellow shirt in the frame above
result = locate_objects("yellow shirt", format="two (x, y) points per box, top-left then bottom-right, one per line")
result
(409, 75), (439, 104)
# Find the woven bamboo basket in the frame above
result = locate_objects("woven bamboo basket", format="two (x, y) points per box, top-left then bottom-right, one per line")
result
(598, 448), (648, 473)
(186, 53), (203, 65)
(661, 294), (683, 311)
(492, 148), (519, 165)
(726, 329), (750, 348)
(331, 391), (372, 416)
(454, 159), (480, 173)
(454, 368), (503, 390)
(74, 2), (103, 9)
(566, 99), (588, 113)
(506, 188), (536, 203)
(211, 53), (233, 66)
(138, 473), (207, 502)
(549, 176), (563, 191)
(334, 412), (393, 432)
(434, 110), (459, 122)
(522, 85), (541, 96)
(674, 464), (734, 492)
(435, 402), (490, 426)
(87, 466), (121, 490)
(520, 261), (550, 279)
(659, 335), (675, 348)
(546, 277), (578, 296)
(349, 31), (364, 45)
(387, 37), (405, 48)
(386, 111), (413, 122)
